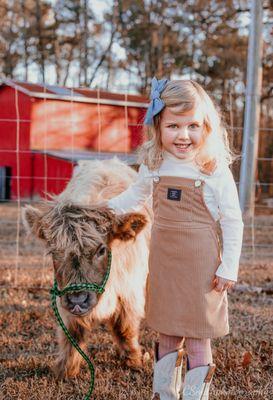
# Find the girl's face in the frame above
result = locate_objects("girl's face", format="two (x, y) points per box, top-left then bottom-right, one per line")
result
(160, 106), (205, 160)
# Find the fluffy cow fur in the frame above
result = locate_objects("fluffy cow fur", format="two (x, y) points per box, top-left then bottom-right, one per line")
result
(23, 158), (151, 379)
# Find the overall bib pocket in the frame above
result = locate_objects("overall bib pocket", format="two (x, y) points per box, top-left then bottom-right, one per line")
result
(157, 184), (193, 222)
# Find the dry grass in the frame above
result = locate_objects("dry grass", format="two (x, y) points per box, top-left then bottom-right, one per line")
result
(0, 203), (273, 399)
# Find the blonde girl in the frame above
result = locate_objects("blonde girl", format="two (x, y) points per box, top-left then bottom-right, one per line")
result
(108, 78), (244, 400)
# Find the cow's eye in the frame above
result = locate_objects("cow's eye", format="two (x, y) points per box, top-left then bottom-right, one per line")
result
(97, 246), (106, 257)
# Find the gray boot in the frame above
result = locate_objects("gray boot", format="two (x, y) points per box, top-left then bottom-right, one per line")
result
(182, 361), (216, 400)
(152, 342), (186, 400)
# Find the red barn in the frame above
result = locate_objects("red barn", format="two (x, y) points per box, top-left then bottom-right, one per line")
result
(0, 79), (148, 200)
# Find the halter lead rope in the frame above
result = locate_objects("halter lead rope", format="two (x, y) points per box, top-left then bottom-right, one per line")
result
(50, 251), (112, 399)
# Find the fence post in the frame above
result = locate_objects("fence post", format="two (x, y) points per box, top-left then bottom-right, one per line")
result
(239, 0), (263, 218)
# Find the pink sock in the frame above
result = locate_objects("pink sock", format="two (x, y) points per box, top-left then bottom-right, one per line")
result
(158, 333), (184, 360)
(158, 335), (213, 369)
(185, 337), (213, 369)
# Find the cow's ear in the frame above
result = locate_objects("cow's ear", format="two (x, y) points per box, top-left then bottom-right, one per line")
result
(22, 205), (45, 240)
(111, 212), (147, 242)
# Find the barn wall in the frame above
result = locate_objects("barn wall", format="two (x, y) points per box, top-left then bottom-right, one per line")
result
(32, 153), (74, 199)
(0, 86), (32, 199)
(30, 99), (146, 152)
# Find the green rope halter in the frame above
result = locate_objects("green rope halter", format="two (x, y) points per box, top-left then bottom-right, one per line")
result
(50, 251), (112, 399)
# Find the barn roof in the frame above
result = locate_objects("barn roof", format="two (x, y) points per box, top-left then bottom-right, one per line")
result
(1, 79), (148, 109)
(39, 150), (138, 165)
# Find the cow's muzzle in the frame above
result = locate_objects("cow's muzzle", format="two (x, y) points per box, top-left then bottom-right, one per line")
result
(64, 291), (97, 315)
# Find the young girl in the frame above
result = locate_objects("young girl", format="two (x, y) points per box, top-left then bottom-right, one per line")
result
(107, 78), (244, 400)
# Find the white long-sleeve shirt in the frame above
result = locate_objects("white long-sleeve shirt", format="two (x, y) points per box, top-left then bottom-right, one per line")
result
(108, 150), (244, 282)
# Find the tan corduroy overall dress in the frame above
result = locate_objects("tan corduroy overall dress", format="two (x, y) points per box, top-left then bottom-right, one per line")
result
(145, 175), (229, 338)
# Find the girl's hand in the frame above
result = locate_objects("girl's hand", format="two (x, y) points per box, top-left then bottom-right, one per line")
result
(212, 276), (235, 293)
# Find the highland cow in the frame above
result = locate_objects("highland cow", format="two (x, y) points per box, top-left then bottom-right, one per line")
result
(23, 158), (151, 379)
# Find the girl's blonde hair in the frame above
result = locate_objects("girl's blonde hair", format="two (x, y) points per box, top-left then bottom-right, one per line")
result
(137, 79), (235, 175)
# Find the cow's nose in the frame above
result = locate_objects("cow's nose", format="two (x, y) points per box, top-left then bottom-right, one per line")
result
(66, 291), (90, 307)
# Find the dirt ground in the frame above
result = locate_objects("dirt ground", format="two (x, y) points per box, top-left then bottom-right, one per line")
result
(0, 203), (273, 400)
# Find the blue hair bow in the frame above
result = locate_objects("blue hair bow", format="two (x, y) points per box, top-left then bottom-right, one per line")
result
(144, 77), (169, 126)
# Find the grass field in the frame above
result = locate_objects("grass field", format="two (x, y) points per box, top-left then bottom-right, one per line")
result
(1, 203), (273, 399)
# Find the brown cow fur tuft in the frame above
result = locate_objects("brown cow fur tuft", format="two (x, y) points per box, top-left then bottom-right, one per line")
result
(38, 202), (117, 256)
(112, 213), (147, 242)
